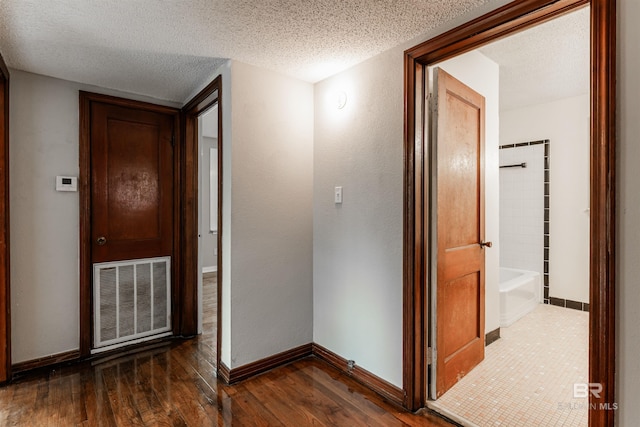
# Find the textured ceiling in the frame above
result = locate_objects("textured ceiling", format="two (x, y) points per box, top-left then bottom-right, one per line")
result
(0, 0), (495, 103)
(478, 6), (590, 111)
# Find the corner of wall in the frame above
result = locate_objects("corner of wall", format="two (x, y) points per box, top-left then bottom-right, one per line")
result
(227, 62), (314, 367)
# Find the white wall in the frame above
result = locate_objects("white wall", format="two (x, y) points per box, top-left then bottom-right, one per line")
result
(501, 94), (590, 303)
(228, 61), (314, 367)
(436, 51), (501, 336)
(312, 4), (510, 389)
(7, 60), (314, 372)
(618, 0), (640, 423)
(314, 47), (405, 386)
(212, 61), (233, 367)
(9, 70), (180, 363)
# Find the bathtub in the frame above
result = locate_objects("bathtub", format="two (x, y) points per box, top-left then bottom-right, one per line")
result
(499, 267), (541, 327)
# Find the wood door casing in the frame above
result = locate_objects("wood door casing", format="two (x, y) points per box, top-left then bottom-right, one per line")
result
(181, 77), (222, 374)
(404, 1), (615, 419)
(90, 103), (174, 263)
(434, 68), (486, 398)
(0, 55), (9, 383)
(79, 92), (180, 356)
(180, 79), (221, 338)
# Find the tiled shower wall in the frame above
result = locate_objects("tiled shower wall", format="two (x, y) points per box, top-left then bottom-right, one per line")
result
(499, 141), (546, 302)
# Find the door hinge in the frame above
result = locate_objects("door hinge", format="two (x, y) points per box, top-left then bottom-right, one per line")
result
(170, 134), (175, 147)
(427, 347), (434, 365)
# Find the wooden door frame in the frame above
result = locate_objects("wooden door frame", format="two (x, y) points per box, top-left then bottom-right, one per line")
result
(180, 76), (222, 372)
(0, 53), (10, 383)
(79, 92), (182, 356)
(403, 1), (616, 426)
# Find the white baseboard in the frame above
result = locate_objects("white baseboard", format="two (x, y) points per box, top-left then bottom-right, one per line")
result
(202, 266), (217, 274)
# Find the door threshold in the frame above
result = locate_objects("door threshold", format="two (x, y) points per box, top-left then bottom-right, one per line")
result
(425, 401), (480, 427)
(91, 331), (173, 355)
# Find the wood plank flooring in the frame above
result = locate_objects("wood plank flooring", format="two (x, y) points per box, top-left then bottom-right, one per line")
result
(0, 338), (455, 426)
(201, 272), (217, 360)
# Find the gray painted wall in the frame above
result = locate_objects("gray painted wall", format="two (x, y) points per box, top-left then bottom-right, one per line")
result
(9, 70), (180, 363)
(313, 47), (405, 386)
(227, 61), (314, 367)
(617, 0), (640, 423)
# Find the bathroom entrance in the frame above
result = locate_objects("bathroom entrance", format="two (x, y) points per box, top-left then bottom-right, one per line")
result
(423, 6), (591, 426)
(402, 0), (615, 425)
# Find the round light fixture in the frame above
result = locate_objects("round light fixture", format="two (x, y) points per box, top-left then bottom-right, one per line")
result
(336, 91), (347, 109)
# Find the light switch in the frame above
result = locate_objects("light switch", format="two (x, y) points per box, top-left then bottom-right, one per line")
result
(56, 176), (78, 192)
(334, 186), (343, 204)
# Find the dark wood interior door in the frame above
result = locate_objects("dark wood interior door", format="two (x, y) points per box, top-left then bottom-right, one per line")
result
(90, 102), (175, 263)
(81, 93), (179, 353)
(0, 56), (9, 383)
(432, 68), (486, 398)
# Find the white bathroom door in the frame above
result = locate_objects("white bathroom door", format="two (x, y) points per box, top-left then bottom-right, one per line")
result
(430, 68), (488, 399)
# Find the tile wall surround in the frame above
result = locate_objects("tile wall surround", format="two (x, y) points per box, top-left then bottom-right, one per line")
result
(549, 297), (590, 313)
(500, 139), (588, 309)
(499, 140), (549, 303)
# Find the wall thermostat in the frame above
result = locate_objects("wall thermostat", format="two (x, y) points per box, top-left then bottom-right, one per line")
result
(56, 176), (78, 192)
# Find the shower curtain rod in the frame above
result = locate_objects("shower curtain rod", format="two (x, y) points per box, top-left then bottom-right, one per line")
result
(499, 162), (527, 169)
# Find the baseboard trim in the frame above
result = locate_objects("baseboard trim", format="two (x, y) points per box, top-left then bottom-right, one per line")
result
(12, 349), (80, 374)
(202, 266), (217, 274)
(219, 342), (405, 408)
(223, 343), (313, 384)
(13, 340), (407, 411)
(312, 343), (405, 408)
(218, 361), (231, 383)
(485, 327), (500, 346)
(548, 297), (589, 312)
(12, 335), (178, 377)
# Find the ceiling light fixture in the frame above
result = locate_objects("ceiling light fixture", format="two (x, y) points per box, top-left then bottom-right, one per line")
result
(336, 91), (347, 109)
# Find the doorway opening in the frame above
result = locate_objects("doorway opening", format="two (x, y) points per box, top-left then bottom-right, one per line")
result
(424, 8), (591, 425)
(402, 1), (615, 426)
(196, 105), (219, 361)
(180, 76), (223, 374)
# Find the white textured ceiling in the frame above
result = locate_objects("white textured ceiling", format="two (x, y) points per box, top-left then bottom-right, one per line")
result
(0, 0), (495, 103)
(478, 6), (590, 111)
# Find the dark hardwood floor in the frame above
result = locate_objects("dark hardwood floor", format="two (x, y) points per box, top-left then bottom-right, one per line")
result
(0, 337), (455, 426)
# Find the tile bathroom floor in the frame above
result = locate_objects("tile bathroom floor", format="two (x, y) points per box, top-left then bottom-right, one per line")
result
(429, 304), (589, 427)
